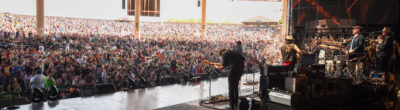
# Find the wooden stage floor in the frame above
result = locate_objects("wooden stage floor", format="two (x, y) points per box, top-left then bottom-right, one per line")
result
(18, 73), (261, 110)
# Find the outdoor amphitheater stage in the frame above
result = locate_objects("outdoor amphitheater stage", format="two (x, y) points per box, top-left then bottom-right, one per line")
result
(18, 73), (261, 110)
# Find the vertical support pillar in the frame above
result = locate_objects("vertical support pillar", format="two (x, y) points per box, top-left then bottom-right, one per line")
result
(155, 0), (158, 13)
(135, 0), (141, 39)
(201, 0), (206, 39)
(36, 0), (44, 38)
(281, 0), (288, 37)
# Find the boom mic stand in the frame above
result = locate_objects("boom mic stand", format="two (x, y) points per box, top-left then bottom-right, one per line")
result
(209, 68), (212, 100)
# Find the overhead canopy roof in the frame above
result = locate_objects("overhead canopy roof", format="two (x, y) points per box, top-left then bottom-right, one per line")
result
(242, 16), (278, 25)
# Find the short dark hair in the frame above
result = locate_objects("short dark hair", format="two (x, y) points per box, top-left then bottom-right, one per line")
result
(353, 25), (362, 30)
(236, 41), (242, 45)
(219, 49), (227, 56)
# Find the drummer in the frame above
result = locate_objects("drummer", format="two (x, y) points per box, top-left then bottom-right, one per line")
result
(327, 26), (366, 75)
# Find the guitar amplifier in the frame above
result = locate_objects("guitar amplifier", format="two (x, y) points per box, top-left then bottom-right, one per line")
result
(285, 77), (308, 93)
(306, 64), (325, 78)
(268, 89), (302, 107)
(310, 64), (325, 74)
(265, 65), (288, 76)
(261, 65), (288, 90)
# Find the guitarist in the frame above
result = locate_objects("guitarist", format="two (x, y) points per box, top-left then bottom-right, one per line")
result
(215, 49), (245, 110)
(329, 26), (365, 75)
(280, 35), (301, 71)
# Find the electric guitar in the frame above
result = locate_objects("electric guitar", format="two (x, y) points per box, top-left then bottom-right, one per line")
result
(203, 61), (223, 69)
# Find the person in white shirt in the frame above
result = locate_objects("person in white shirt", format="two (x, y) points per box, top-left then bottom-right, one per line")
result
(65, 43), (70, 52)
(30, 70), (45, 91)
(39, 46), (45, 55)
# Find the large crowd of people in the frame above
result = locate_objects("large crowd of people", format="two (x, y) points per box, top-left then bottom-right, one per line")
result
(0, 13), (283, 99)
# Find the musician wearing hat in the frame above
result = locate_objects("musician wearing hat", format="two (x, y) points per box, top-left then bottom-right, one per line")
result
(344, 26), (365, 56)
(234, 41), (243, 54)
(280, 35), (301, 71)
(342, 26), (366, 75)
(376, 27), (394, 72)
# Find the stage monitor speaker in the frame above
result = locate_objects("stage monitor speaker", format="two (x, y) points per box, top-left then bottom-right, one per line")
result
(163, 76), (176, 84)
(268, 75), (285, 90)
(265, 65), (288, 76)
(304, 64), (325, 78)
(268, 89), (303, 107)
(259, 76), (269, 100)
(266, 101), (295, 110)
(238, 97), (250, 110)
(95, 83), (117, 94)
(0, 97), (29, 108)
(81, 87), (95, 97)
(261, 65), (288, 90)
(285, 77), (308, 93)
(150, 81), (157, 87)
(250, 98), (267, 110)
(260, 75), (285, 94)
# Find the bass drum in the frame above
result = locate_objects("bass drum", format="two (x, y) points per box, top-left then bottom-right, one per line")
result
(334, 55), (347, 63)
(333, 55), (346, 78)
(318, 50), (325, 64)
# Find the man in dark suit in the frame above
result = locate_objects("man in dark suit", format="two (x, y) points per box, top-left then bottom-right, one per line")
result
(217, 49), (245, 110)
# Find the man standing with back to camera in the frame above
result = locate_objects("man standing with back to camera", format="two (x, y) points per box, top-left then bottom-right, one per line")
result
(216, 48), (245, 110)
(280, 35), (301, 71)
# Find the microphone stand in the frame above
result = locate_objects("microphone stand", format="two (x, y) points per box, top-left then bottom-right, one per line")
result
(208, 66), (217, 100)
(209, 69), (212, 100)
(252, 70), (255, 94)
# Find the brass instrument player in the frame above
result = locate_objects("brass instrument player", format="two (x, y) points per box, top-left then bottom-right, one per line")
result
(376, 27), (394, 73)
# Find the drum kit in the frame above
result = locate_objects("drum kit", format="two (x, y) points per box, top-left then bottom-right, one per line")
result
(307, 36), (374, 83)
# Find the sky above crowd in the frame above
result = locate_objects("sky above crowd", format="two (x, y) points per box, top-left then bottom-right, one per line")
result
(0, 0), (282, 24)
